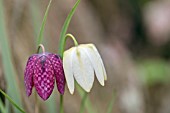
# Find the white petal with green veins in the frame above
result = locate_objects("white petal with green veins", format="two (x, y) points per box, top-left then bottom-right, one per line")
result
(63, 47), (76, 94)
(72, 47), (94, 92)
(80, 45), (105, 86)
(88, 44), (107, 80)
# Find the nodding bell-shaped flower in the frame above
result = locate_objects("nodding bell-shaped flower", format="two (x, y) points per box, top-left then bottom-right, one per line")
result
(63, 43), (107, 94)
(24, 45), (65, 100)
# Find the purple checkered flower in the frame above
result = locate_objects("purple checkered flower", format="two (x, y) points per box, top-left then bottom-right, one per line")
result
(24, 52), (65, 100)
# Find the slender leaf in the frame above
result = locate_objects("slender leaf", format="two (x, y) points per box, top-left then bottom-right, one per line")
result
(58, 0), (81, 57)
(107, 92), (115, 113)
(79, 92), (88, 113)
(76, 85), (96, 113)
(0, 90), (25, 113)
(0, 1), (23, 112)
(37, 0), (53, 45)
(0, 98), (6, 113)
(5, 100), (9, 113)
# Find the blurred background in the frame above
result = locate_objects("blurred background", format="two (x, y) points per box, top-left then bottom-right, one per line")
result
(1, 0), (170, 113)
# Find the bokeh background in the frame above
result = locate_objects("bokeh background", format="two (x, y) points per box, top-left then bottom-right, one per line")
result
(1, 0), (170, 113)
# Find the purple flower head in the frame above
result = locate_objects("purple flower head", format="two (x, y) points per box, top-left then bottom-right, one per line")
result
(24, 52), (65, 100)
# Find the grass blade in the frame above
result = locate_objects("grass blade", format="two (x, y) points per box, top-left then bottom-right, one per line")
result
(79, 92), (88, 113)
(37, 0), (53, 45)
(106, 92), (115, 113)
(0, 89), (25, 113)
(58, 0), (81, 57)
(0, 1), (23, 112)
(77, 85), (96, 113)
(0, 98), (6, 113)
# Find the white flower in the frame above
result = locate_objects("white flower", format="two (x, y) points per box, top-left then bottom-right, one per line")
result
(63, 44), (107, 94)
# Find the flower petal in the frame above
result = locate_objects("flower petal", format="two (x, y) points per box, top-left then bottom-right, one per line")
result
(48, 54), (65, 94)
(24, 55), (38, 96)
(88, 44), (107, 80)
(63, 47), (75, 94)
(72, 47), (94, 92)
(80, 45), (105, 86)
(33, 55), (55, 100)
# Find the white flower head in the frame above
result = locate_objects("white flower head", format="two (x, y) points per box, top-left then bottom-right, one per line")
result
(63, 44), (107, 94)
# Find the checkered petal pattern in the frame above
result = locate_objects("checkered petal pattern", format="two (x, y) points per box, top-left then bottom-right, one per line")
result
(33, 55), (55, 100)
(48, 54), (65, 94)
(24, 52), (65, 101)
(24, 55), (38, 96)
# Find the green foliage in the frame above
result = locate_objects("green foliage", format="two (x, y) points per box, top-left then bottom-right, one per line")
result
(37, 0), (53, 45)
(58, 0), (81, 57)
(79, 92), (87, 113)
(138, 59), (170, 86)
(77, 85), (96, 113)
(0, 98), (6, 113)
(106, 92), (115, 113)
(0, 1), (23, 112)
(0, 89), (25, 113)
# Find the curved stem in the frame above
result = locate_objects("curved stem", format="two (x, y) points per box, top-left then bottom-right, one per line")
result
(36, 44), (45, 53)
(58, 0), (81, 58)
(58, 33), (78, 113)
(65, 34), (78, 46)
(59, 33), (79, 58)
(58, 1), (81, 113)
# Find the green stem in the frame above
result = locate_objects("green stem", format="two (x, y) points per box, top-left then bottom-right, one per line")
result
(58, 0), (81, 58)
(37, 0), (53, 45)
(79, 92), (88, 113)
(37, 44), (45, 53)
(106, 91), (115, 113)
(59, 95), (64, 113)
(59, 33), (79, 58)
(58, 1), (80, 113)
(77, 85), (96, 113)
(65, 34), (79, 46)
(0, 98), (6, 113)
(0, 89), (25, 113)
(58, 33), (78, 113)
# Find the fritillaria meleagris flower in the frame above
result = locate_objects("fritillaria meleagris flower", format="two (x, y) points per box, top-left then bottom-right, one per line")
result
(24, 52), (65, 100)
(63, 44), (107, 94)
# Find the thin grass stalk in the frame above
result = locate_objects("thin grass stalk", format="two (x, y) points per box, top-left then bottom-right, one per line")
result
(0, 1), (23, 112)
(79, 92), (88, 113)
(0, 89), (25, 113)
